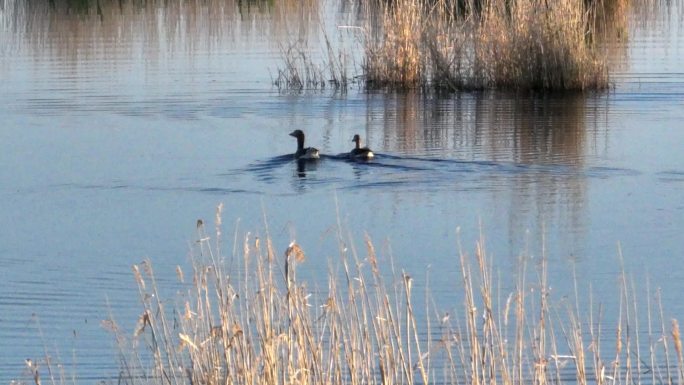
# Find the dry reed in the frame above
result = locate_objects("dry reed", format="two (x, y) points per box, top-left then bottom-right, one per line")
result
(90, 208), (684, 385)
(274, 41), (328, 90)
(275, 0), (629, 91)
(274, 29), (351, 91)
(361, 0), (612, 91)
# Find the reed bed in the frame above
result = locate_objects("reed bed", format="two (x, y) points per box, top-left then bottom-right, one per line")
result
(362, 0), (611, 91)
(94, 207), (683, 385)
(277, 0), (625, 91)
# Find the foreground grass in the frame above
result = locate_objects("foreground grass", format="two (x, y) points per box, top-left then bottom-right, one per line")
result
(88, 208), (682, 385)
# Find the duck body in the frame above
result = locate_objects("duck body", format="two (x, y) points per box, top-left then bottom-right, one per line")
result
(289, 130), (320, 159)
(350, 134), (374, 160)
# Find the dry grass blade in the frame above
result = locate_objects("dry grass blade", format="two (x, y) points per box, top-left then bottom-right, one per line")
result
(100, 208), (680, 385)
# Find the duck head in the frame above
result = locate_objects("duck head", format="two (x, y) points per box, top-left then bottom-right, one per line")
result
(289, 130), (305, 139)
(352, 134), (361, 148)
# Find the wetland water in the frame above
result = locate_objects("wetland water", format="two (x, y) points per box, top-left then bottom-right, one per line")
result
(1, 0), (684, 382)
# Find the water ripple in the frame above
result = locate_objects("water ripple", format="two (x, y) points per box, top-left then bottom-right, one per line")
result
(230, 153), (645, 195)
(657, 170), (684, 182)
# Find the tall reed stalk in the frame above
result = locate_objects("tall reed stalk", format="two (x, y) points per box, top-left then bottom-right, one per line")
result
(361, 0), (611, 90)
(97, 209), (683, 385)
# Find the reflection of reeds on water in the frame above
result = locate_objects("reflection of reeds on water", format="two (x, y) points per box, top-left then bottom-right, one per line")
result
(629, 0), (682, 32)
(367, 91), (597, 248)
(84, 210), (684, 385)
(1, 0), (321, 62)
(370, 92), (594, 165)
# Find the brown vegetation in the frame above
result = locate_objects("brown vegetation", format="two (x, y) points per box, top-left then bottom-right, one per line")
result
(96, 208), (683, 385)
(361, 0), (614, 91)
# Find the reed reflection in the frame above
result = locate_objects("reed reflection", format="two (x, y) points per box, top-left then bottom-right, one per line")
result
(1, 0), (320, 60)
(367, 92), (601, 254)
(369, 93), (594, 163)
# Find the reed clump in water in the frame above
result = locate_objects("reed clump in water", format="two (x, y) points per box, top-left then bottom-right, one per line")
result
(104, 211), (683, 385)
(363, 0), (612, 91)
(274, 42), (328, 90)
(275, 32), (350, 91)
(364, 0), (425, 89)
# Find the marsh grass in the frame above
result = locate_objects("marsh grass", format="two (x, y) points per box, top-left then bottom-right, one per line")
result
(93, 206), (684, 385)
(274, 42), (328, 90)
(13, 315), (79, 385)
(474, 0), (608, 89)
(361, 0), (611, 91)
(274, 30), (351, 91)
(276, 0), (628, 91)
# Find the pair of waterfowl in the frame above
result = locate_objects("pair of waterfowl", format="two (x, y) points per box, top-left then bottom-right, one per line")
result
(289, 130), (374, 160)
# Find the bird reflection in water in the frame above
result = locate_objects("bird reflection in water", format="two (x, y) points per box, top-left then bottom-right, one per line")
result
(295, 158), (319, 178)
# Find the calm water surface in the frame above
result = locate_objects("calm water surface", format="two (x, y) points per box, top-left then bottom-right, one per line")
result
(1, 0), (683, 381)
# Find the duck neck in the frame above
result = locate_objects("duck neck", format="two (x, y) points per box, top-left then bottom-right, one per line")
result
(296, 135), (305, 151)
(354, 138), (360, 149)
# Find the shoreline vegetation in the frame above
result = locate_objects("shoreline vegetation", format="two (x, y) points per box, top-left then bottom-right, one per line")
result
(112, 216), (684, 385)
(20, 209), (683, 385)
(277, 0), (628, 92)
(5, 0), (627, 91)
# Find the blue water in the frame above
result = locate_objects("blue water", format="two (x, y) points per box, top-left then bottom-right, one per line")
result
(1, 0), (684, 382)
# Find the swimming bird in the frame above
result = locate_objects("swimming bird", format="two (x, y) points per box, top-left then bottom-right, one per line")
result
(289, 130), (320, 159)
(350, 134), (374, 160)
